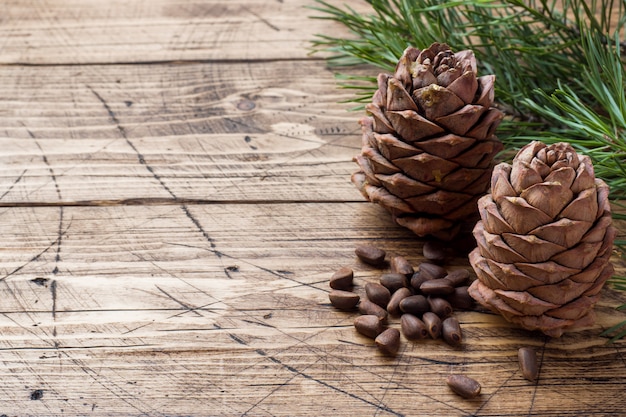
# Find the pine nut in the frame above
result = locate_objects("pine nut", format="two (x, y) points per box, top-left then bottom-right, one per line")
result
(355, 245), (386, 266)
(446, 374), (481, 399)
(328, 290), (360, 310)
(518, 347), (539, 382)
(354, 315), (384, 339)
(365, 282), (391, 308)
(442, 317), (463, 346)
(329, 266), (354, 290)
(375, 328), (401, 355)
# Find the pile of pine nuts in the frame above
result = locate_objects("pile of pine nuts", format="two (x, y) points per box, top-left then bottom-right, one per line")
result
(326, 242), (540, 399)
(328, 243), (473, 353)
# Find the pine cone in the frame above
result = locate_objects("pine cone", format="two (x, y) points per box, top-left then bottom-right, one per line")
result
(352, 43), (504, 240)
(468, 141), (616, 337)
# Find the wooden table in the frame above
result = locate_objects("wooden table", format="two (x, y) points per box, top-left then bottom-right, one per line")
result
(1, 1), (625, 416)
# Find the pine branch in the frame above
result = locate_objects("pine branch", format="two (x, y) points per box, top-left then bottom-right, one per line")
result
(309, 0), (626, 197)
(310, 0), (602, 112)
(519, 29), (626, 199)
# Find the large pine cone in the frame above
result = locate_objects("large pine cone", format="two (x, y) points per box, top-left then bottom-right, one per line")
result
(468, 141), (616, 337)
(352, 43), (504, 240)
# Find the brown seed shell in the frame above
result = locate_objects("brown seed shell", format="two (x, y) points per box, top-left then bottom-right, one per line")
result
(428, 297), (454, 318)
(358, 299), (388, 322)
(375, 328), (401, 355)
(399, 294), (430, 315)
(445, 286), (475, 310)
(423, 240), (447, 263)
(423, 312), (442, 339)
(419, 262), (448, 280)
(518, 347), (539, 382)
(401, 314), (429, 340)
(365, 282), (391, 308)
(445, 269), (471, 287)
(442, 317), (463, 346)
(354, 315), (385, 339)
(380, 273), (409, 292)
(329, 267), (354, 290)
(328, 290), (360, 310)
(410, 271), (432, 291)
(420, 279), (455, 295)
(446, 374), (481, 399)
(355, 245), (387, 266)
(390, 255), (415, 277)
(386, 287), (412, 316)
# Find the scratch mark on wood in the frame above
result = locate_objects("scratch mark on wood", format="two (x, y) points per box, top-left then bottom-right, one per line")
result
(181, 205), (221, 258)
(225, 298), (409, 417)
(243, 7), (281, 31)
(165, 241), (329, 293)
(470, 368), (519, 417)
(155, 285), (203, 317)
(127, 253), (222, 321)
(50, 280), (57, 320)
(121, 322), (155, 335)
(0, 169), (26, 201)
(26, 128), (66, 278)
(88, 85), (176, 198)
(0, 238), (58, 282)
(27, 129), (63, 201)
(64, 353), (158, 416)
(337, 339), (367, 347)
(89, 85), (225, 268)
(4, 344), (154, 352)
(240, 367), (295, 417)
(52, 206), (64, 275)
(374, 344), (408, 417)
(265, 354), (405, 417)
(229, 333), (248, 345)
(242, 318), (274, 328)
(1, 313), (56, 349)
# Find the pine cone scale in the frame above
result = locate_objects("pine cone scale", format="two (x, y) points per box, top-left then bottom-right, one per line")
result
(412, 134), (475, 159)
(386, 110), (445, 141)
(377, 173), (436, 198)
(393, 154), (459, 183)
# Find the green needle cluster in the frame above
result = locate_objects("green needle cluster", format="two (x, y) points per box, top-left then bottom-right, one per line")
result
(310, 0), (626, 340)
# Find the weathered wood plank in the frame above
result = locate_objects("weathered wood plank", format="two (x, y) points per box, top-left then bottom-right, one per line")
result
(0, 60), (368, 204)
(0, 204), (624, 416)
(0, 0), (370, 65)
(2, 0), (626, 416)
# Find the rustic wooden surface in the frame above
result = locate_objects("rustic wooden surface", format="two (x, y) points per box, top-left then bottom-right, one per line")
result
(0, 1), (625, 416)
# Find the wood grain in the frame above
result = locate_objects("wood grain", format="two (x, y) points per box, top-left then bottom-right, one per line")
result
(0, 0), (371, 65)
(0, 1), (626, 416)
(0, 60), (363, 204)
